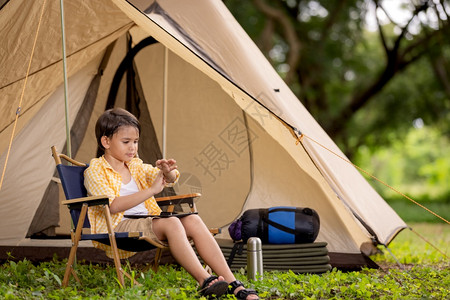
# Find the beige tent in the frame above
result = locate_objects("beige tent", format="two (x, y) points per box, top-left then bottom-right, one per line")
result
(0, 0), (406, 268)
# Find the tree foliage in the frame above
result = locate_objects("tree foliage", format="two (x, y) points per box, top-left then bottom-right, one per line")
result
(355, 124), (450, 203)
(224, 0), (450, 156)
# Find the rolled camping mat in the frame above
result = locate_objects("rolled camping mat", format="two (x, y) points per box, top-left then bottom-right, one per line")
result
(220, 247), (329, 258)
(228, 255), (330, 266)
(230, 264), (333, 273)
(229, 264), (332, 273)
(197, 239), (332, 273)
(217, 239), (328, 249)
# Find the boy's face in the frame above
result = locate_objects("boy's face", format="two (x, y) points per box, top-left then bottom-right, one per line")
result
(102, 125), (139, 163)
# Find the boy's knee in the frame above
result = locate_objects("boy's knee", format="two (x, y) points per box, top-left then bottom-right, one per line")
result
(182, 214), (203, 226)
(165, 216), (183, 226)
(156, 216), (183, 230)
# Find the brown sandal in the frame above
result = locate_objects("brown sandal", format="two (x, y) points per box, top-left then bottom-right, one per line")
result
(198, 275), (229, 299)
(229, 280), (259, 300)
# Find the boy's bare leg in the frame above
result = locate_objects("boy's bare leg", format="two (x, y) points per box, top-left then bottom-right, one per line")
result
(180, 215), (236, 281)
(152, 217), (217, 284)
(153, 216), (258, 299)
(181, 215), (259, 299)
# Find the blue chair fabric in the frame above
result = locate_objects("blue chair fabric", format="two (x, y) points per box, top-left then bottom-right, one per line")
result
(56, 163), (156, 252)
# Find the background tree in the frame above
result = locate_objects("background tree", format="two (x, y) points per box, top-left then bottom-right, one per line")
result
(224, 0), (450, 157)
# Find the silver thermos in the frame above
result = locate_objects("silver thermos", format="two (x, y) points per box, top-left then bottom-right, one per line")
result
(247, 237), (263, 280)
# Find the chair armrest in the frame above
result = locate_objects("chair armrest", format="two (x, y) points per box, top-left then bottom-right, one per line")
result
(209, 228), (221, 235)
(155, 193), (201, 206)
(62, 195), (109, 209)
(156, 193), (201, 214)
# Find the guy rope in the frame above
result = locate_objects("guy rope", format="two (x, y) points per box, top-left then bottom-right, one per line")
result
(294, 130), (449, 260)
(0, 0), (48, 191)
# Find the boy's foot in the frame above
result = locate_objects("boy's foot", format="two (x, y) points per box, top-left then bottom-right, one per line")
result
(198, 275), (229, 299)
(229, 280), (259, 300)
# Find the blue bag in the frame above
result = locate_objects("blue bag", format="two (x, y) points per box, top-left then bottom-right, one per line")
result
(229, 206), (320, 244)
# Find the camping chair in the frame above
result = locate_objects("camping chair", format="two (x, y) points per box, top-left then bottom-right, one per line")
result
(51, 146), (208, 287)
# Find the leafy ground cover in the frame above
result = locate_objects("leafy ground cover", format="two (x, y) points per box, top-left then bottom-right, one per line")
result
(1, 223), (448, 299)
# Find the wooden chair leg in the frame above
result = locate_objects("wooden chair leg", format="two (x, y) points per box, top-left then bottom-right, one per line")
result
(152, 248), (163, 273)
(103, 205), (126, 287)
(62, 204), (88, 287)
(70, 268), (81, 284)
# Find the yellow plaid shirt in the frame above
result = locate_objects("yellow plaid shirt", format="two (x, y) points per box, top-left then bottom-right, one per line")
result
(84, 156), (179, 258)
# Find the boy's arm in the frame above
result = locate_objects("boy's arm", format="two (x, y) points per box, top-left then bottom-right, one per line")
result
(88, 166), (165, 214)
(110, 179), (165, 214)
(163, 169), (179, 185)
(84, 167), (116, 203)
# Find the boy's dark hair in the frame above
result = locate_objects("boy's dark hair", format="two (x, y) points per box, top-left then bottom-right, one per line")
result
(95, 108), (141, 150)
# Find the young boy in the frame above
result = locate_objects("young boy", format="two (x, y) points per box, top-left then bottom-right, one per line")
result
(84, 108), (258, 299)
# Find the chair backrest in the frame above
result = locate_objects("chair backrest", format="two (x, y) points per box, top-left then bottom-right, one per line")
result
(57, 164), (88, 200)
(52, 146), (90, 228)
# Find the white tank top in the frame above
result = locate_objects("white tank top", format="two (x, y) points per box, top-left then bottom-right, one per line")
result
(121, 177), (148, 218)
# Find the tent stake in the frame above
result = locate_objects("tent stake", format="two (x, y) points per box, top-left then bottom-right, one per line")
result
(60, 0), (71, 158)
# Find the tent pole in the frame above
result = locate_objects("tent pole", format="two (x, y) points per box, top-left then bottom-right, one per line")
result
(162, 47), (169, 158)
(383, 245), (404, 270)
(60, 0), (71, 158)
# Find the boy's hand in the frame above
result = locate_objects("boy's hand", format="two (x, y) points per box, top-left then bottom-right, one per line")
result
(156, 159), (177, 173)
(156, 159), (177, 183)
(150, 170), (166, 195)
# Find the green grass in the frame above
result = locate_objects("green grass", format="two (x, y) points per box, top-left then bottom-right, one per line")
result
(1, 223), (449, 299)
(373, 222), (450, 265)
